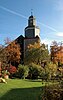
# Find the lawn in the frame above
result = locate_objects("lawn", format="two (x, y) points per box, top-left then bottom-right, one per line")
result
(0, 79), (43, 100)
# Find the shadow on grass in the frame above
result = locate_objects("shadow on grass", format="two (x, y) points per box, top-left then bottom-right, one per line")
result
(25, 79), (42, 82)
(0, 87), (42, 100)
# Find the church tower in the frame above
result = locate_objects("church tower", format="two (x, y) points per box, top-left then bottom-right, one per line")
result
(25, 13), (40, 38)
(24, 13), (40, 57)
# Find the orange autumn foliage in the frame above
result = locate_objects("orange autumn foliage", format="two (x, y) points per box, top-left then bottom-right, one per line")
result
(5, 41), (21, 63)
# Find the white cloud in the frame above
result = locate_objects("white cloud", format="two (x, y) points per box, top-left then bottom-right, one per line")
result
(56, 32), (63, 37)
(40, 38), (52, 46)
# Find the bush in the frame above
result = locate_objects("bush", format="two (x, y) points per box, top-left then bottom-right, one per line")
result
(40, 84), (63, 100)
(28, 63), (42, 79)
(17, 64), (28, 79)
(9, 65), (17, 78)
(45, 63), (57, 80)
(39, 68), (50, 81)
(9, 65), (17, 74)
(27, 63), (50, 80)
(60, 80), (63, 88)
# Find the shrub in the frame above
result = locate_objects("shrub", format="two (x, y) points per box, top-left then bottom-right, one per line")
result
(60, 80), (63, 88)
(40, 84), (63, 100)
(28, 63), (42, 79)
(9, 65), (17, 74)
(17, 64), (28, 79)
(9, 65), (17, 78)
(39, 67), (50, 81)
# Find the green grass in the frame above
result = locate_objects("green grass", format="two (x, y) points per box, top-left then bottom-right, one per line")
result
(0, 79), (43, 100)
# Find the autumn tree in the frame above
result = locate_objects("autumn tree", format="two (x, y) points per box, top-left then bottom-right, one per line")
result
(0, 45), (8, 68)
(5, 41), (21, 65)
(0, 37), (21, 68)
(0, 37), (11, 66)
(50, 41), (58, 63)
(50, 41), (63, 65)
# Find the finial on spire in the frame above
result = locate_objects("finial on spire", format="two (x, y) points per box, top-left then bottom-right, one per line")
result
(31, 9), (33, 16)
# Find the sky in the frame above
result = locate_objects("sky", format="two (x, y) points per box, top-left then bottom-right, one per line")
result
(0, 0), (63, 48)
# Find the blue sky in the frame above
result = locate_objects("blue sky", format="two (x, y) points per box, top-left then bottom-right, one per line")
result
(0, 0), (63, 48)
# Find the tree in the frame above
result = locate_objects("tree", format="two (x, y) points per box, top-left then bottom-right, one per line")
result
(45, 62), (57, 80)
(24, 42), (49, 65)
(5, 41), (21, 65)
(50, 41), (63, 65)
(51, 41), (58, 46)
(0, 45), (8, 68)
(27, 40), (40, 49)
(0, 37), (12, 67)
(50, 42), (58, 63)
(0, 39), (21, 69)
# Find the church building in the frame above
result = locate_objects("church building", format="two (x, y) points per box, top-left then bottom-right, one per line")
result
(16, 13), (40, 64)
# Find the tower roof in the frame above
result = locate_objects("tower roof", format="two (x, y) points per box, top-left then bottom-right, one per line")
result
(29, 15), (35, 19)
(29, 10), (35, 19)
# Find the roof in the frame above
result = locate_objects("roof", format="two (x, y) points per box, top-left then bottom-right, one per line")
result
(29, 15), (35, 19)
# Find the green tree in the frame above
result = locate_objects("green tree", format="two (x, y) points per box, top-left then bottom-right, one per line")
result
(45, 62), (57, 80)
(24, 43), (49, 65)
